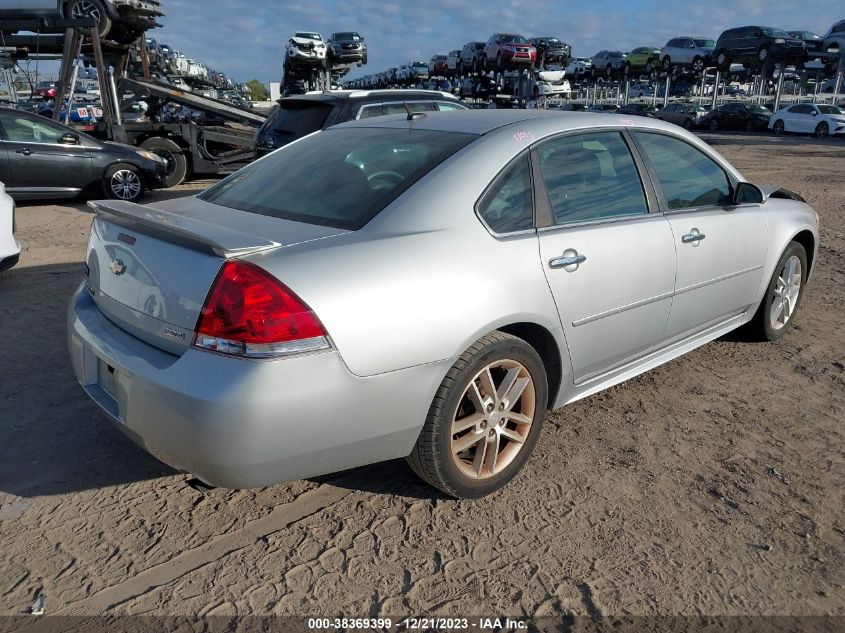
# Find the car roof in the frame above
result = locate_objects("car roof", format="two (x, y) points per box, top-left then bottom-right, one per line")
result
(330, 109), (690, 138)
(281, 89), (458, 105)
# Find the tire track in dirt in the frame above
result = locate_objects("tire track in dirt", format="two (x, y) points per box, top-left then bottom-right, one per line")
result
(51, 483), (355, 614)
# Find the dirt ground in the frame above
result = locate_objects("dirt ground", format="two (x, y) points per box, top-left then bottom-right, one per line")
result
(0, 133), (843, 621)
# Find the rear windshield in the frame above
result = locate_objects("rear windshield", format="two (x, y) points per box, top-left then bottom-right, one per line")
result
(200, 128), (474, 230)
(259, 101), (332, 140)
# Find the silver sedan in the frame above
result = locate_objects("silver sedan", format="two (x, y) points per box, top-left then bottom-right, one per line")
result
(68, 110), (819, 498)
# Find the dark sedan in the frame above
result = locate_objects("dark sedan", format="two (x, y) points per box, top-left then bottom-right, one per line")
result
(0, 107), (166, 202)
(618, 103), (658, 117)
(701, 102), (772, 131)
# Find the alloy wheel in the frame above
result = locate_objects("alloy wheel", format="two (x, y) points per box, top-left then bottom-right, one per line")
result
(70, 0), (101, 22)
(769, 255), (802, 330)
(110, 169), (142, 200)
(693, 57), (704, 73)
(450, 360), (536, 480)
(774, 120), (785, 135)
(758, 47), (769, 62)
(815, 122), (829, 138)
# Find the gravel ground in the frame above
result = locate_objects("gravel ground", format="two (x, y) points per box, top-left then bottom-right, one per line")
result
(0, 133), (843, 620)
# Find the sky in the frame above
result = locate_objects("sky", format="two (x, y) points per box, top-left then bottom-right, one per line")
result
(154, 0), (841, 84)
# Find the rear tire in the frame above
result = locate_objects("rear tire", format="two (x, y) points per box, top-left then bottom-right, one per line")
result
(744, 241), (807, 341)
(683, 118), (693, 130)
(140, 137), (188, 188)
(406, 332), (548, 499)
(65, 0), (111, 38)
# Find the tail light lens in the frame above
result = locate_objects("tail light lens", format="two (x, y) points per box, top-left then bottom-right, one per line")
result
(194, 260), (329, 358)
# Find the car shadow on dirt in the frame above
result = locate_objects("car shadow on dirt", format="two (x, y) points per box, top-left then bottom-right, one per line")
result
(0, 263), (176, 499)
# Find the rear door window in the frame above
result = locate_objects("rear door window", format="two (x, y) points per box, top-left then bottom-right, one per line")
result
(537, 132), (648, 226)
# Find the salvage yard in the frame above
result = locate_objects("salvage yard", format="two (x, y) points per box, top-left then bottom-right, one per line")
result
(0, 133), (843, 618)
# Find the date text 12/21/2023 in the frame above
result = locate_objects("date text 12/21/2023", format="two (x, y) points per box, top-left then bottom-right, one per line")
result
(306, 617), (529, 630)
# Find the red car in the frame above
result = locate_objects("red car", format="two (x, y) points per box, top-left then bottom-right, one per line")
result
(34, 81), (57, 100)
(428, 55), (448, 75)
(484, 33), (537, 69)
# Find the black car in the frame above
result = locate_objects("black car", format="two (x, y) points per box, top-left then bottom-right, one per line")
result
(586, 103), (619, 113)
(618, 103), (657, 117)
(528, 37), (572, 66)
(254, 90), (467, 157)
(700, 102), (772, 131)
(0, 107), (166, 202)
(328, 32), (368, 65)
(714, 26), (805, 70)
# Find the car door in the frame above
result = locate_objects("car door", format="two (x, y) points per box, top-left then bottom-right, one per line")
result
(534, 130), (676, 384)
(796, 105), (816, 133)
(631, 131), (768, 342)
(0, 110), (91, 194)
(680, 39), (696, 64)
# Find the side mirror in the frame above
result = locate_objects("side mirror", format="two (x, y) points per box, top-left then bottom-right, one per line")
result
(59, 133), (80, 145)
(733, 182), (765, 205)
(812, 110), (818, 117)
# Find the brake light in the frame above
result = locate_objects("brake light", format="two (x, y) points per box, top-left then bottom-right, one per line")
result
(194, 260), (329, 358)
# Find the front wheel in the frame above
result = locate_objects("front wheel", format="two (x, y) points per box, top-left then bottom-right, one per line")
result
(104, 164), (145, 202)
(406, 332), (548, 498)
(65, 0), (111, 38)
(744, 241), (807, 341)
(758, 46), (769, 63)
(692, 56), (705, 73)
(814, 121), (829, 138)
(709, 118), (719, 131)
(683, 118), (694, 130)
(773, 119), (785, 135)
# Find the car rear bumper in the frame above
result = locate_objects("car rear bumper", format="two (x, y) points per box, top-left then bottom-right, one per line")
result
(67, 284), (449, 489)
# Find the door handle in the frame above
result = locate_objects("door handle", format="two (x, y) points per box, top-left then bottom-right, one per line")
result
(681, 230), (706, 244)
(15, 148), (32, 156)
(549, 252), (587, 270)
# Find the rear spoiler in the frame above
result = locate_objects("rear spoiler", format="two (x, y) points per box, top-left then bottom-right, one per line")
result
(88, 200), (280, 258)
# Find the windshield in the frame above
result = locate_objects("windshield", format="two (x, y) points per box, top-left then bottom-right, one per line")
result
(295, 32), (321, 40)
(693, 39), (716, 48)
(817, 105), (844, 114)
(201, 128), (474, 230)
(334, 32), (360, 40)
(761, 28), (791, 38)
(413, 63), (428, 69)
(501, 35), (528, 44)
(748, 105), (772, 114)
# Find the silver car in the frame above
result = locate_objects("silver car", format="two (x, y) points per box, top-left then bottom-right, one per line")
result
(68, 111), (819, 498)
(660, 36), (716, 72)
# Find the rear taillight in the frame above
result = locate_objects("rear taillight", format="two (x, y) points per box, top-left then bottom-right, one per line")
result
(194, 260), (329, 358)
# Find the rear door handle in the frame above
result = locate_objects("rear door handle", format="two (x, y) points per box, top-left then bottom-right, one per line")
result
(549, 252), (587, 270)
(681, 230), (706, 244)
(15, 148), (32, 156)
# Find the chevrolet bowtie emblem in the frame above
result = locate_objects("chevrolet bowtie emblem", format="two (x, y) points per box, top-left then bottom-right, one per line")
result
(110, 259), (126, 276)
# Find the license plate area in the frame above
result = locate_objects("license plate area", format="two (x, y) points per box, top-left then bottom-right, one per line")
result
(98, 359), (118, 402)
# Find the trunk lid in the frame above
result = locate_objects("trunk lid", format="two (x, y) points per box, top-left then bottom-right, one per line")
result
(85, 198), (347, 355)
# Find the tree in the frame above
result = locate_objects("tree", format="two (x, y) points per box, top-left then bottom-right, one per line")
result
(245, 79), (269, 101)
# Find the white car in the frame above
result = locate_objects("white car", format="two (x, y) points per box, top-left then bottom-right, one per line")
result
(535, 70), (571, 96)
(628, 82), (654, 98)
(769, 103), (845, 138)
(285, 32), (327, 69)
(565, 57), (591, 78)
(0, 182), (21, 273)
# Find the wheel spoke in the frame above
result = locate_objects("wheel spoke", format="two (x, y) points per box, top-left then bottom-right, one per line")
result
(500, 428), (525, 444)
(466, 381), (485, 413)
(479, 368), (496, 401)
(782, 295), (792, 321)
(453, 412), (484, 434)
(472, 437), (488, 475)
(504, 377), (530, 409)
(453, 431), (483, 454)
(508, 412), (533, 425)
(483, 435), (499, 475)
(496, 367), (520, 402)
